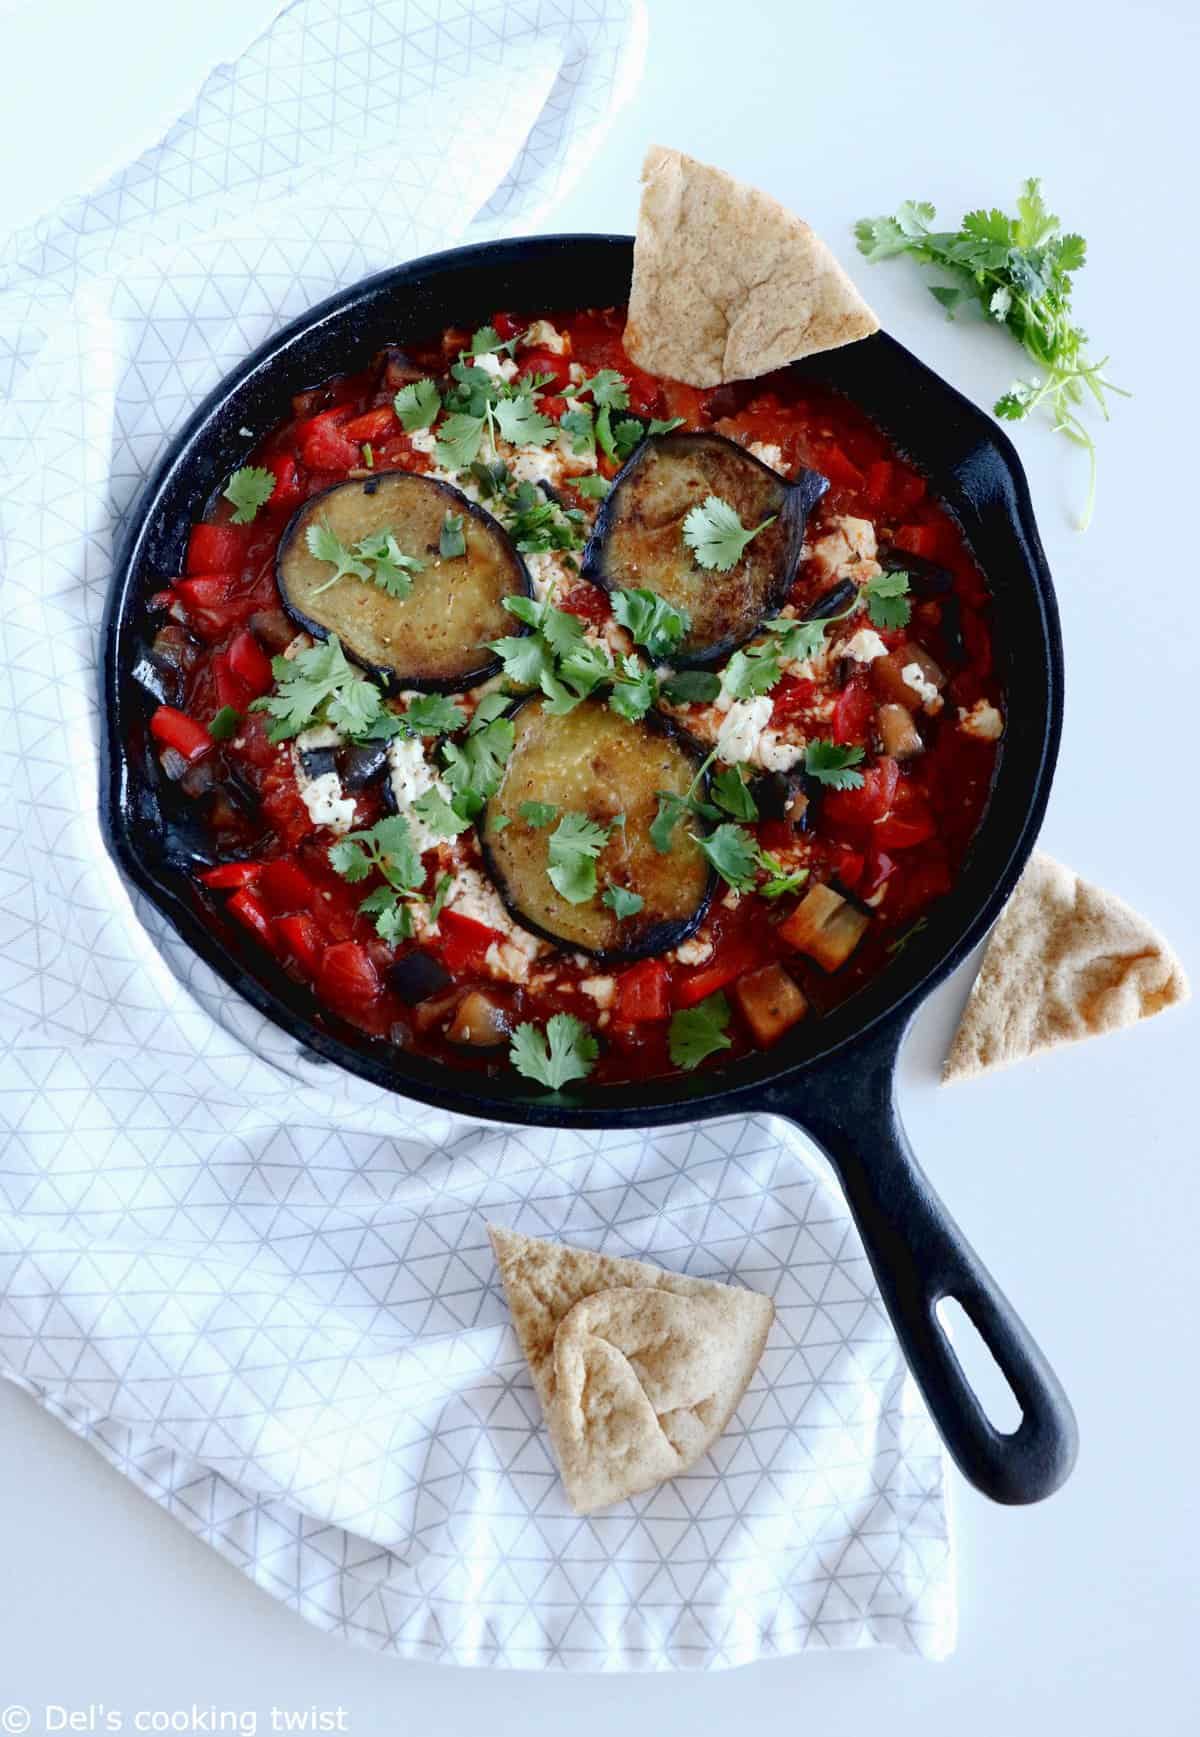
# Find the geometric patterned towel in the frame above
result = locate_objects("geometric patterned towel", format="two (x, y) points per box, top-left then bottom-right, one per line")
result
(0, 0), (955, 1667)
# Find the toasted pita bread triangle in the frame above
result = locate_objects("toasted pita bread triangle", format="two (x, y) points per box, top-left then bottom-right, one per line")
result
(624, 145), (879, 388)
(489, 1224), (774, 1514)
(944, 852), (1189, 1083)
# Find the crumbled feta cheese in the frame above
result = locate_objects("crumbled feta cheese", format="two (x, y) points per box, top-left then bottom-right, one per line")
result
(958, 700), (1004, 741)
(580, 976), (616, 1009)
(901, 662), (944, 713)
(476, 351), (518, 384)
(523, 319), (567, 354)
(717, 695), (773, 763)
(446, 867), (546, 980)
(810, 514), (880, 580)
(757, 729), (805, 772)
(523, 548), (574, 604)
(840, 627), (888, 664)
(387, 735), (454, 852)
(296, 723), (342, 751)
(408, 425), (437, 455)
(292, 726), (356, 833)
(485, 938), (540, 984)
(510, 443), (565, 487)
(672, 935), (714, 966)
(748, 440), (785, 473)
(568, 362), (588, 386)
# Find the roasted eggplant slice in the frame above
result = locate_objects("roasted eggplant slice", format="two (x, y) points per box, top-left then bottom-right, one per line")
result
(277, 473), (531, 692)
(582, 431), (827, 665)
(479, 696), (714, 959)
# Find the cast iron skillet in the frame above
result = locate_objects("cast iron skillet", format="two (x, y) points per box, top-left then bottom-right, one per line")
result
(101, 236), (1077, 1506)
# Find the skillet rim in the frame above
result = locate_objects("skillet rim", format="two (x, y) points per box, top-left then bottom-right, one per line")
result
(99, 233), (1063, 1130)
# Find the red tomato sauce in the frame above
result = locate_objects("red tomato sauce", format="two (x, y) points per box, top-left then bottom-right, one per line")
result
(142, 306), (1002, 1084)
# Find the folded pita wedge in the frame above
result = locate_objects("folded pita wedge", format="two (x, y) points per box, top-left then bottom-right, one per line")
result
(624, 145), (879, 388)
(944, 852), (1189, 1083)
(489, 1224), (774, 1514)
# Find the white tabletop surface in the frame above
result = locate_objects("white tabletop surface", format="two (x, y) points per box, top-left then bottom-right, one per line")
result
(2, 0), (1197, 1729)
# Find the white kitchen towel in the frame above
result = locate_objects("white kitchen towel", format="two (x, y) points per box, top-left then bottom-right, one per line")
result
(0, 0), (955, 1668)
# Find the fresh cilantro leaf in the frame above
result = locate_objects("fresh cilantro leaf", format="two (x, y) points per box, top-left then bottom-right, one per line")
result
(223, 465), (275, 525)
(611, 588), (690, 660)
(467, 458), (511, 497)
(401, 694), (468, 737)
(755, 850), (808, 899)
(208, 704), (240, 741)
(611, 415), (646, 461)
(721, 643), (782, 699)
(329, 814), (424, 938)
(855, 179), (1127, 527)
(582, 369), (630, 410)
(647, 416), (686, 437)
(683, 494), (776, 572)
(662, 670), (721, 705)
(494, 393), (555, 447)
(490, 813), (511, 831)
(766, 615), (831, 665)
(547, 811), (610, 904)
(519, 801), (558, 828)
(490, 629), (559, 691)
(435, 412), (487, 469)
(561, 406), (596, 457)
(393, 378), (440, 432)
(251, 634), (382, 742)
(305, 521), (371, 588)
(440, 715), (514, 816)
(711, 767), (758, 822)
(607, 655), (658, 722)
(694, 823), (759, 891)
(439, 511), (466, 559)
(575, 473), (610, 500)
(411, 787), (471, 838)
(470, 324), (519, 357)
(429, 872), (454, 922)
(469, 691), (513, 729)
(804, 739), (866, 789)
(498, 481), (586, 555)
(353, 528), (425, 598)
(509, 1012), (598, 1090)
(357, 886), (412, 944)
(668, 992), (733, 1070)
(864, 568), (912, 630)
(602, 884), (644, 920)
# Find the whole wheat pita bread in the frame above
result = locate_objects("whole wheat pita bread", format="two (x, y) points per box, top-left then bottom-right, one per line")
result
(488, 1224), (774, 1514)
(944, 852), (1189, 1083)
(624, 145), (879, 388)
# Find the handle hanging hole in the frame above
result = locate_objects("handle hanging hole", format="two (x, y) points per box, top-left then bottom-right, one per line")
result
(936, 1296), (1024, 1434)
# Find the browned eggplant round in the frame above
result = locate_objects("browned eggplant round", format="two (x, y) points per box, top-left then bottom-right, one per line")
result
(277, 473), (531, 692)
(581, 431), (827, 665)
(478, 695), (715, 960)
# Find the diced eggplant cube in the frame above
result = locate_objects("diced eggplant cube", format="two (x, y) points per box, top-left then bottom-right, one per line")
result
(337, 740), (390, 791)
(780, 883), (870, 972)
(751, 769), (813, 829)
(732, 963), (808, 1047)
(387, 952), (452, 1006)
(446, 989), (513, 1048)
(298, 744), (338, 779)
(871, 643), (946, 712)
(878, 702), (924, 761)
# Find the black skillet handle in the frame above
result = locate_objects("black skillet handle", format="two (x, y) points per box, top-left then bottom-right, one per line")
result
(757, 1009), (1078, 1505)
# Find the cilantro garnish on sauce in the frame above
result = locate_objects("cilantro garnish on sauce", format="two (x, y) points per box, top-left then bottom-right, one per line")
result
(222, 465), (276, 524)
(509, 1013), (599, 1090)
(668, 993), (733, 1070)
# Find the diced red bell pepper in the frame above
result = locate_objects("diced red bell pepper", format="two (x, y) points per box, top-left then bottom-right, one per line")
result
(265, 452), (303, 510)
(197, 861), (262, 889)
(831, 678), (876, 745)
(492, 311), (521, 340)
(830, 846), (866, 889)
(771, 674), (817, 726)
(816, 443), (864, 491)
(226, 628), (274, 699)
(175, 574), (237, 613)
(211, 653), (251, 713)
(257, 858), (325, 917)
(296, 406), (361, 472)
(860, 848), (897, 900)
(226, 888), (275, 946)
(438, 909), (504, 974)
(874, 805), (937, 850)
(274, 912), (323, 976)
(893, 522), (940, 560)
(557, 583), (611, 626)
(186, 523), (251, 575)
(150, 705), (213, 763)
(821, 757), (900, 834)
(865, 460), (893, 507)
(518, 348), (571, 392)
(674, 933), (765, 1008)
(316, 940), (382, 1010)
(341, 405), (399, 443)
(615, 958), (671, 1023)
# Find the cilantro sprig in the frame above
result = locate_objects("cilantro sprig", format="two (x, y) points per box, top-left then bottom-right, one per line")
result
(668, 993), (733, 1070)
(683, 495), (776, 573)
(223, 466), (276, 525)
(611, 588), (690, 660)
(863, 568), (911, 630)
(306, 521), (425, 600)
(804, 739), (866, 789)
(855, 179), (1127, 528)
(546, 811), (611, 905)
(509, 1013), (599, 1090)
(251, 635), (381, 742)
(490, 595), (657, 721)
(328, 815), (425, 942)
